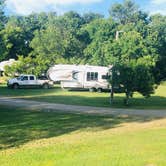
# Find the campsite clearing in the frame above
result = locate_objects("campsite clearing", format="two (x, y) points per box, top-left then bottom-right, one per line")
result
(0, 83), (166, 109)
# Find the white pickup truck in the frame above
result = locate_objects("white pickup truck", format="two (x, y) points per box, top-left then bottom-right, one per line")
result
(7, 75), (53, 89)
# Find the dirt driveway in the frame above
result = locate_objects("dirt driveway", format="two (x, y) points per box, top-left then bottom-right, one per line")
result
(0, 97), (166, 117)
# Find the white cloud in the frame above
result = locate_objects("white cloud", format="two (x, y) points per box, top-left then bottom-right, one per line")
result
(151, 0), (166, 4)
(6, 0), (102, 15)
(146, 0), (166, 15)
(150, 9), (166, 15)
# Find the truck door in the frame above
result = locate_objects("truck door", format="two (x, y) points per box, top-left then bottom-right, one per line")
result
(20, 76), (29, 87)
(29, 76), (36, 87)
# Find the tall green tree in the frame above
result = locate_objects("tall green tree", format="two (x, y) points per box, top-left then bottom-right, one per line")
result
(109, 0), (149, 25)
(150, 14), (166, 82)
(0, 0), (6, 61)
(83, 18), (117, 65)
(83, 12), (103, 24)
(29, 25), (66, 75)
(4, 56), (35, 76)
(0, 25), (25, 61)
(5, 12), (55, 59)
(0, 0), (6, 30)
(107, 31), (157, 105)
(54, 11), (87, 61)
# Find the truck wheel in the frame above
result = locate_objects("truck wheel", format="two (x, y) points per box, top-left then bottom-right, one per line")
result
(89, 88), (96, 92)
(13, 83), (19, 89)
(43, 83), (49, 89)
(97, 88), (103, 93)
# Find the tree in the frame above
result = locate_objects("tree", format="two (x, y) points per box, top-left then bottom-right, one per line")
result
(112, 61), (155, 105)
(0, 0), (6, 61)
(29, 25), (66, 75)
(53, 11), (87, 61)
(0, 0), (6, 30)
(4, 56), (35, 76)
(107, 31), (157, 105)
(5, 12), (54, 59)
(83, 12), (103, 24)
(109, 0), (149, 25)
(150, 14), (166, 82)
(83, 19), (117, 65)
(0, 25), (26, 61)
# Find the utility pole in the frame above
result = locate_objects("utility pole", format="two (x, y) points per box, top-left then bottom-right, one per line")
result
(110, 30), (124, 105)
(115, 30), (124, 40)
(110, 67), (114, 104)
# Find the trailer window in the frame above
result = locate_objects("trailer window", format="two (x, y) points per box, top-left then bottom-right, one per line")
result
(102, 74), (110, 80)
(72, 72), (79, 80)
(87, 72), (98, 81)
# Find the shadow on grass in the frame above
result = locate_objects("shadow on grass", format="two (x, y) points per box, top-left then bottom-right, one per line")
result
(0, 105), (163, 150)
(28, 95), (166, 109)
(0, 86), (61, 97)
(0, 86), (166, 109)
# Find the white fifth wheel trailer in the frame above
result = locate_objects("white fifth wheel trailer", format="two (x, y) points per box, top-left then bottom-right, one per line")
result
(47, 65), (77, 82)
(47, 64), (112, 92)
(61, 65), (111, 92)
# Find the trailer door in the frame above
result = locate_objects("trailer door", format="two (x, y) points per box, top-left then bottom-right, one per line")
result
(72, 71), (83, 88)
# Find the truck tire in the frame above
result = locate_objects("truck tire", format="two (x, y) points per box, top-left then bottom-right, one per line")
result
(13, 83), (19, 89)
(43, 83), (49, 89)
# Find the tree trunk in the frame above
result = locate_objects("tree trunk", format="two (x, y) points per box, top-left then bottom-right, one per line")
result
(110, 86), (114, 104)
(124, 92), (130, 106)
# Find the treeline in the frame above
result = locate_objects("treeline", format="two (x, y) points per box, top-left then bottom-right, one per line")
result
(0, 0), (166, 102)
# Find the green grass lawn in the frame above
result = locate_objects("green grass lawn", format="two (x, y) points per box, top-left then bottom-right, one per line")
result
(0, 105), (166, 166)
(0, 83), (166, 109)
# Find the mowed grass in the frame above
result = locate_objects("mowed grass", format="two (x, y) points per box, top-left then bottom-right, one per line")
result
(0, 83), (166, 109)
(0, 106), (166, 166)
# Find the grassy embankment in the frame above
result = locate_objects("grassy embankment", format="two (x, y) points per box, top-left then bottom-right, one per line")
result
(0, 83), (166, 109)
(0, 105), (166, 166)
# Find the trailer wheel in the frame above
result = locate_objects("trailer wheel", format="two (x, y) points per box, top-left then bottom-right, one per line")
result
(43, 83), (49, 89)
(13, 83), (19, 89)
(89, 88), (96, 92)
(97, 88), (103, 93)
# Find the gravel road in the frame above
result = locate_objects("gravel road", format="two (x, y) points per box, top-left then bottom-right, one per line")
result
(0, 97), (166, 117)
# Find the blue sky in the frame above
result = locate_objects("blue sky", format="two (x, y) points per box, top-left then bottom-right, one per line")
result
(5, 0), (166, 16)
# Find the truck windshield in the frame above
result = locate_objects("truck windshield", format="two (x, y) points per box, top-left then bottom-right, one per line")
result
(17, 76), (24, 80)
